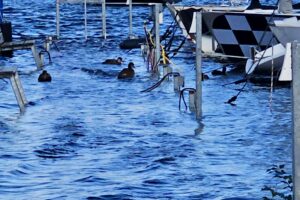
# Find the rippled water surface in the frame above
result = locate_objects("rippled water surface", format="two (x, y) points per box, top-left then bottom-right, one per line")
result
(0, 0), (292, 199)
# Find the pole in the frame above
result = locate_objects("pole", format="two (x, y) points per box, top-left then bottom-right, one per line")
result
(154, 4), (160, 73)
(0, 0), (3, 21)
(56, 0), (60, 39)
(129, 0), (133, 38)
(195, 11), (202, 120)
(84, 0), (87, 40)
(102, 0), (107, 39)
(292, 41), (300, 200)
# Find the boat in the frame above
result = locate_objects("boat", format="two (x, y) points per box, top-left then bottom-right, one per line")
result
(168, 0), (300, 60)
(166, 2), (248, 56)
(245, 16), (300, 81)
(245, 43), (285, 75)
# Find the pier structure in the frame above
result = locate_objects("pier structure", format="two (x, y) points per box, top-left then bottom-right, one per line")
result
(291, 41), (300, 200)
(0, 40), (43, 69)
(195, 11), (202, 120)
(56, 0), (146, 40)
(0, 67), (27, 112)
(154, 3), (161, 73)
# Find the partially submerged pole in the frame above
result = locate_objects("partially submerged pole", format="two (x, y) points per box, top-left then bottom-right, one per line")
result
(195, 11), (202, 120)
(128, 0), (133, 38)
(56, 0), (60, 39)
(102, 0), (107, 39)
(84, 0), (87, 40)
(0, 0), (3, 20)
(292, 41), (300, 200)
(154, 3), (160, 72)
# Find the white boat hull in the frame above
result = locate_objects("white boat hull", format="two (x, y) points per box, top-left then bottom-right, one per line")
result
(245, 43), (285, 75)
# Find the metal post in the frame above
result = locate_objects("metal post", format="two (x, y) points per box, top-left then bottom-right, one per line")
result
(102, 0), (107, 39)
(189, 90), (196, 113)
(84, 0), (87, 40)
(163, 65), (172, 81)
(292, 41), (300, 200)
(173, 74), (184, 92)
(195, 11), (202, 120)
(10, 76), (25, 112)
(0, 0), (3, 21)
(31, 45), (43, 70)
(45, 36), (52, 52)
(128, 0), (133, 38)
(14, 72), (27, 105)
(56, 0), (60, 39)
(154, 4), (160, 73)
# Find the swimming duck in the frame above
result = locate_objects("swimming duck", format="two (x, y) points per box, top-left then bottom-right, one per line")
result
(38, 70), (52, 82)
(102, 57), (123, 65)
(117, 62), (135, 79)
(202, 73), (209, 80)
(211, 67), (226, 76)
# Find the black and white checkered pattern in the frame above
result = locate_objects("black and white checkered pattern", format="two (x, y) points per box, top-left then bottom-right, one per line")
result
(212, 13), (297, 58)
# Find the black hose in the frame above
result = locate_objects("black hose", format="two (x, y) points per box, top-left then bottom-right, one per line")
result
(141, 72), (180, 93)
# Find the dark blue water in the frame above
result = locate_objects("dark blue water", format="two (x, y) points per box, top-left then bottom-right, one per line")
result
(0, 0), (292, 199)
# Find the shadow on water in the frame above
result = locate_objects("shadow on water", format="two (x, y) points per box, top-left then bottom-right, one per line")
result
(80, 67), (118, 77)
(34, 116), (87, 159)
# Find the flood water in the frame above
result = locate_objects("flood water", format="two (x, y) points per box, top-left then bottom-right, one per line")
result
(0, 0), (292, 199)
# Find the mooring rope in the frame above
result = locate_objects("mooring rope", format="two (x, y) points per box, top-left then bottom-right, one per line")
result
(223, 0), (281, 105)
(225, 34), (279, 105)
(269, 38), (275, 112)
(168, 36), (187, 59)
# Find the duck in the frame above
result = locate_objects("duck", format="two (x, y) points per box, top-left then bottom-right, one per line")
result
(202, 73), (209, 80)
(211, 67), (226, 76)
(117, 62), (135, 79)
(38, 70), (52, 82)
(102, 57), (123, 65)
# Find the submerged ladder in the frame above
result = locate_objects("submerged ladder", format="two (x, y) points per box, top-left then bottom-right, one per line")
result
(0, 40), (43, 69)
(0, 67), (28, 112)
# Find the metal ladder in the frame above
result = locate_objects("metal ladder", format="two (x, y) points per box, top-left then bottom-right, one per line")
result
(0, 67), (28, 112)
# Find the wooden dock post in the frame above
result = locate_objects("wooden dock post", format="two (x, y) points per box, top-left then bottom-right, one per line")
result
(56, 0), (60, 39)
(195, 11), (202, 120)
(0, 67), (27, 112)
(102, 0), (107, 39)
(292, 41), (300, 200)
